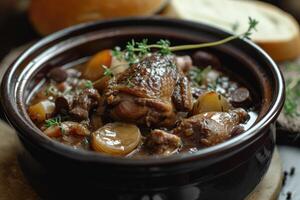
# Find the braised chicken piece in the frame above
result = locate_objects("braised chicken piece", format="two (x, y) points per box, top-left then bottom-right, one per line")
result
(144, 129), (182, 155)
(105, 54), (192, 127)
(173, 108), (249, 147)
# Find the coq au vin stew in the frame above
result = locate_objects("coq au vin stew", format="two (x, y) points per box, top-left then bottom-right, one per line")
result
(28, 20), (259, 157)
(28, 49), (256, 157)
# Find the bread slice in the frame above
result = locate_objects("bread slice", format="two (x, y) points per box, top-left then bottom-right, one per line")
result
(164, 0), (300, 61)
(29, 0), (168, 35)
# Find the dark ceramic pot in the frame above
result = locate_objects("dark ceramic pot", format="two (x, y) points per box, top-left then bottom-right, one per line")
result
(0, 17), (284, 200)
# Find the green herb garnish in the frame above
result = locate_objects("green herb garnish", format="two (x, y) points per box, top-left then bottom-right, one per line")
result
(189, 66), (212, 85)
(45, 116), (62, 128)
(92, 18), (258, 91)
(45, 116), (66, 134)
(85, 80), (93, 89)
(103, 66), (114, 78)
(45, 85), (58, 96)
(112, 46), (123, 60)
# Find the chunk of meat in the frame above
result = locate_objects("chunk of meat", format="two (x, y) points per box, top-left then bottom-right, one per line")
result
(173, 108), (248, 146)
(144, 129), (182, 155)
(105, 54), (192, 127)
(54, 95), (74, 114)
(172, 76), (193, 112)
(69, 88), (101, 120)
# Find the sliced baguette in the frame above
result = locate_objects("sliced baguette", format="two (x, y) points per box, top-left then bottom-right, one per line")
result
(164, 0), (300, 61)
(29, 0), (168, 35)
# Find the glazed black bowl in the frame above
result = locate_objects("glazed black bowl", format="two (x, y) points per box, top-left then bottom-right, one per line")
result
(1, 17), (284, 200)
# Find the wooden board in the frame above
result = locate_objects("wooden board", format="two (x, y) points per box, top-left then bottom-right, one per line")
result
(247, 149), (282, 200)
(0, 119), (282, 200)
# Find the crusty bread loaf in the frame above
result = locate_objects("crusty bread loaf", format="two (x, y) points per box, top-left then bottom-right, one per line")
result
(164, 0), (300, 61)
(29, 0), (168, 35)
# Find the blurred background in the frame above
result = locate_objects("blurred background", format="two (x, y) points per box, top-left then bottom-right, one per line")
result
(0, 0), (299, 60)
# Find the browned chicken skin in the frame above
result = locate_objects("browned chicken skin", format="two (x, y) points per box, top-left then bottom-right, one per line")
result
(173, 108), (249, 147)
(105, 54), (192, 127)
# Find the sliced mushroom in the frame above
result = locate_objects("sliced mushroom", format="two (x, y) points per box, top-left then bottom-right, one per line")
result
(230, 87), (251, 108)
(91, 122), (141, 155)
(192, 50), (221, 68)
(191, 91), (231, 115)
(48, 68), (68, 83)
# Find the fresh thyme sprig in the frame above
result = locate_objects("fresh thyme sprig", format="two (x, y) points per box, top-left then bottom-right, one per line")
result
(113, 17), (258, 65)
(92, 18), (258, 88)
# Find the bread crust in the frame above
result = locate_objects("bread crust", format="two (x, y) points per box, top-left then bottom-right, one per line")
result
(257, 34), (300, 62)
(164, 0), (300, 61)
(251, 1), (300, 61)
(29, 0), (168, 35)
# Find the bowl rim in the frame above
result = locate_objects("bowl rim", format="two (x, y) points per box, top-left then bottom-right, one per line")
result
(0, 17), (285, 166)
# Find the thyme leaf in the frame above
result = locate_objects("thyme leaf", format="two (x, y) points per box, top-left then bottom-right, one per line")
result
(84, 80), (93, 89)
(112, 46), (122, 60)
(103, 66), (114, 78)
(45, 116), (62, 128)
